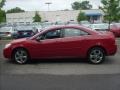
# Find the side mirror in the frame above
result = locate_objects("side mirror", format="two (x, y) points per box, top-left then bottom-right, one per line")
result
(36, 36), (41, 42)
(36, 35), (44, 42)
(36, 38), (40, 42)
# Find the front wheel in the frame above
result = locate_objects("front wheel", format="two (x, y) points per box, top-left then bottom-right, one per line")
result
(88, 47), (105, 64)
(12, 48), (29, 64)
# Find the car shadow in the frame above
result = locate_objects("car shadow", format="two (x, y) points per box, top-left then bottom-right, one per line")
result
(103, 56), (116, 64)
(4, 57), (115, 65)
(28, 58), (88, 65)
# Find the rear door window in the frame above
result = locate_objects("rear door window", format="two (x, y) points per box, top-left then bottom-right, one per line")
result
(63, 28), (89, 37)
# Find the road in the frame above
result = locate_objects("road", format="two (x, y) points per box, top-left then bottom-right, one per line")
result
(0, 39), (120, 90)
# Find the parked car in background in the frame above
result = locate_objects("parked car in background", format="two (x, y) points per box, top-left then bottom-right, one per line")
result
(41, 22), (53, 28)
(54, 21), (66, 25)
(110, 23), (120, 37)
(32, 25), (42, 32)
(89, 23), (109, 31)
(89, 23), (120, 38)
(12, 25), (35, 39)
(0, 26), (15, 39)
(80, 20), (91, 28)
(80, 20), (90, 25)
(3, 25), (117, 64)
(67, 20), (78, 25)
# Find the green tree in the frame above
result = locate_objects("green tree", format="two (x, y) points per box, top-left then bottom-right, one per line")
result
(72, 1), (92, 10)
(77, 11), (87, 22)
(6, 7), (25, 13)
(100, 0), (120, 23)
(0, 0), (6, 23)
(0, 9), (6, 23)
(33, 11), (41, 22)
(0, 0), (5, 8)
(72, 2), (80, 10)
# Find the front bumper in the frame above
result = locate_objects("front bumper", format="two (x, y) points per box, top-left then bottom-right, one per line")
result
(3, 47), (12, 59)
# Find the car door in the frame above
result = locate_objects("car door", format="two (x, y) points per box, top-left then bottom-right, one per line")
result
(55, 28), (90, 57)
(28, 29), (64, 58)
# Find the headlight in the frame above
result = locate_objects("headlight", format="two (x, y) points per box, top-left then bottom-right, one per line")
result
(5, 43), (12, 48)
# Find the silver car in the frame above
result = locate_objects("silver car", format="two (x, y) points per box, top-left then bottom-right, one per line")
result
(0, 26), (16, 38)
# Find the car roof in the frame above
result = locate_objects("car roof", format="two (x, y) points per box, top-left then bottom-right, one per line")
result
(15, 25), (33, 31)
(44, 25), (98, 34)
(0, 26), (13, 32)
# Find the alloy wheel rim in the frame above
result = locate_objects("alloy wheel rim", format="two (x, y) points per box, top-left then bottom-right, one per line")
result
(90, 49), (104, 64)
(15, 50), (27, 64)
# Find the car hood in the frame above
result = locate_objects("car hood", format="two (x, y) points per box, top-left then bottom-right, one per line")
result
(10, 38), (27, 44)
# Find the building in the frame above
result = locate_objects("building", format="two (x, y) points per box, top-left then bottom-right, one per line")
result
(6, 9), (104, 24)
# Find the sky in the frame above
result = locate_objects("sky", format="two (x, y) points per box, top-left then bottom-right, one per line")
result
(3, 0), (102, 11)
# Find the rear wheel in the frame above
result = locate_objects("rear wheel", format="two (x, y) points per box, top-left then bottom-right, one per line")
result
(88, 47), (105, 64)
(12, 48), (29, 64)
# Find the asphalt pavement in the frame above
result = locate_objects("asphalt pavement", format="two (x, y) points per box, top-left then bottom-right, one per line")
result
(0, 39), (120, 90)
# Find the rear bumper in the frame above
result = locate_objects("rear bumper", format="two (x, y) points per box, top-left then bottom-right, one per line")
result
(111, 31), (120, 38)
(106, 44), (117, 56)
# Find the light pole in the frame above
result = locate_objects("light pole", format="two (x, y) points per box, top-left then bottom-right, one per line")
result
(108, 0), (111, 30)
(80, 0), (83, 10)
(45, 2), (52, 11)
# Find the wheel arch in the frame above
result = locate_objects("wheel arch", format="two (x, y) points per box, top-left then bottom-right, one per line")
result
(87, 45), (107, 56)
(11, 47), (31, 59)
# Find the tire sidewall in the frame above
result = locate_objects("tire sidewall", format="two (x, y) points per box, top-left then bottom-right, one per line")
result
(12, 48), (29, 64)
(88, 47), (105, 64)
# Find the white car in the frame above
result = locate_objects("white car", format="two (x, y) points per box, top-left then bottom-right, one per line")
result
(80, 21), (91, 28)
(0, 26), (16, 38)
(89, 23), (109, 31)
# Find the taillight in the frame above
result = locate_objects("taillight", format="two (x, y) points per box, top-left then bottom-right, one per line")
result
(6, 32), (10, 34)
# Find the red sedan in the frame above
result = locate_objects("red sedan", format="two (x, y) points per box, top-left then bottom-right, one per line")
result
(3, 25), (117, 64)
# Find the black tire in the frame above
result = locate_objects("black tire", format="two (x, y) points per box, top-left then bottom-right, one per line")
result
(12, 48), (29, 64)
(88, 47), (105, 64)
